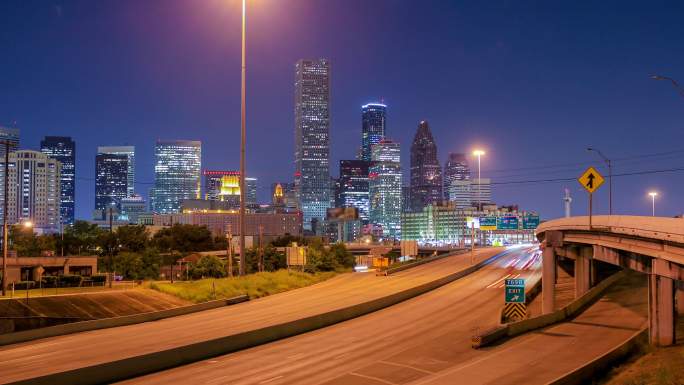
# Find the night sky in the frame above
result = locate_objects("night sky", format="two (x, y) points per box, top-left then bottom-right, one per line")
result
(2, 0), (684, 220)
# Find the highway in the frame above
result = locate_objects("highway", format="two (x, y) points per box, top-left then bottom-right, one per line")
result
(119, 245), (543, 385)
(0, 247), (505, 384)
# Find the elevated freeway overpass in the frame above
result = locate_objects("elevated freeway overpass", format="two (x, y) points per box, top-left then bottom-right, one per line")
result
(536, 215), (684, 346)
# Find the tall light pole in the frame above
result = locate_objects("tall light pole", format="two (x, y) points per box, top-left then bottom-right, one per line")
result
(587, 147), (612, 215)
(2, 140), (9, 296)
(651, 75), (684, 99)
(472, 150), (485, 211)
(238, 0), (247, 276)
(648, 191), (658, 217)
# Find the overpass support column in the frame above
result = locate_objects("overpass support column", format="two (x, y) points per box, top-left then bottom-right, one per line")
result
(574, 247), (591, 298)
(542, 246), (556, 314)
(648, 273), (675, 346)
(676, 289), (684, 317)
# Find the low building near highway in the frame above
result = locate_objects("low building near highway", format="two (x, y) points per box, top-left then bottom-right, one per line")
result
(0, 255), (98, 283)
(152, 211), (303, 238)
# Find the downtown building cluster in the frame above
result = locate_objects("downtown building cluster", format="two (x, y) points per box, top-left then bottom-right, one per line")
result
(1, 58), (536, 244)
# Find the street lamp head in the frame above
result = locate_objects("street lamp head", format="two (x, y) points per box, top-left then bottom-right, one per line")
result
(648, 191), (658, 198)
(23, 221), (33, 228)
(650, 74), (666, 81)
(472, 149), (485, 157)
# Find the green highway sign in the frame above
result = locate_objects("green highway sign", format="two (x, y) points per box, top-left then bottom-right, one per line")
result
(523, 215), (540, 229)
(496, 216), (519, 230)
(505, 278), (525, 303)
(480, 216), (497, 230)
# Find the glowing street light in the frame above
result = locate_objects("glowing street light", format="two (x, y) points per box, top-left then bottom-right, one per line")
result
(648, 191), (658, 217)
(472, 149), (486, 210)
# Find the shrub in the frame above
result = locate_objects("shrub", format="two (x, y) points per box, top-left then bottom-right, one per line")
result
(41, 275), (59, 287)
(14, 281), (36, 290)
(189, 255), (226, 279)
(59, 274), (83, 287)
(91, 274), (107, 284)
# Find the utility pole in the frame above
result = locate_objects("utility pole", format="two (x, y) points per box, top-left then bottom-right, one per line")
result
(227, 223), (233, 277)
(2, 141), (9, 296)
(108, 206), (113, 288)
(238, 0), (247, 276)
(258, 225), (264, 272)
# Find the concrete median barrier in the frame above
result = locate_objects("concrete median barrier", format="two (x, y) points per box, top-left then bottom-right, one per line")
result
(475, 270), (627, 348)
(0, 295), (249, 347)
(11, 251), (508, 385)
(383, 249), (467, 275)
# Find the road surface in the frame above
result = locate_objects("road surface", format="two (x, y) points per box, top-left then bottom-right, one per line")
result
(119, 245), (543, 385)
(0, 247), (505, 384)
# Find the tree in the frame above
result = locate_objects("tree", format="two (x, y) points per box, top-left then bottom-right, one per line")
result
(11, 226), (41, 257)
(306, 240), (337, 272)
(189, 255), (226, 279)
(329, 243), (354, 268)
(113, 252), (143, 280)
(138, 249), (162, 279)
(116, 225), (149, 252)
(151, 224), (216, 253)
(65, 221), (103, 255)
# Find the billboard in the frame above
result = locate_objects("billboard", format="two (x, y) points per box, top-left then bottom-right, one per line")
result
(523, 215), (540, 229)
(326, 207), (359, 220)
(497, 216), (519, 230)
(479, 216), (497, 230)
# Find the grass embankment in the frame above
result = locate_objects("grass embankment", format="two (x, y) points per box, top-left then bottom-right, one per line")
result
(0, 282), (138, 299)
(602, 344), (684, 385)
(149, 270), (339, 303)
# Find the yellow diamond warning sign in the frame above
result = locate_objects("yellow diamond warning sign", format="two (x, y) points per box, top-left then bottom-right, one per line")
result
(578, 167), (605, 194)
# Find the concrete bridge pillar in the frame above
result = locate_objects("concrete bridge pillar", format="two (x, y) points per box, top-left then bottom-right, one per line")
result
(542, 246), (556, 314)
(574, 247), (591, 298)
(648, 273), (675, 346)
(676, 288), (684, 316)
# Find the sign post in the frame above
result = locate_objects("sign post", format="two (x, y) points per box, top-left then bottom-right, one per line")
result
(503, 278), (526, 322)
(578, 166), (605, 229)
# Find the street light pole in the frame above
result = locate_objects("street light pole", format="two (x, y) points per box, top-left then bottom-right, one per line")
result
(587, 148), (612, 215)
(2, 141), (8, 296)
(648, 192), (658, 217)
(238, 0), (247, 277)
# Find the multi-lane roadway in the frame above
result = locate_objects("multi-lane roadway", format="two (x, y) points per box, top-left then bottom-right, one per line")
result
(119, 246), (544, 385)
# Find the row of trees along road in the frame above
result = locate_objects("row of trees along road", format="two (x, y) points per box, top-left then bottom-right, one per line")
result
(13, 222), (354, 280)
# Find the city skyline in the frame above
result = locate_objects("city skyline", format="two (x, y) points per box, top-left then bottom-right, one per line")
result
(4, 1), (684, 220)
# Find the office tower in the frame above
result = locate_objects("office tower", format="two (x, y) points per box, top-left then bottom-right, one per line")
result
(338, 160), (370, 222)
(40, 136), (76, 225)
(119, 194), (146, 224)
(246, 177), (257, 205)
(294, 58), (331, 230)
(204, 170), (241, 208)
(410, 120), (442, 211)
(271, 182), (297, 210)
(448, 180), (472, 209)
(0, 126), (20, 160)
(361, 103), (387, 162)
(97, 146), (135, 197)
(471, 177), (492, 207)
(95, 153), (128, 216)
(402, 186), (412, 213)
(369, 139), (402, 240)
(152, 140), (201, 214)
(0, 151), (60, 232)
(444, 152), (470, 195)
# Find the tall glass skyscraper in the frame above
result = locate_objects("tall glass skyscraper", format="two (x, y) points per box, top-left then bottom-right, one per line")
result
(369, 139), (402, 240)
(40, 136), (76, 224)
(95, 153), (128, 216)
(152, 140), (201, 214)
(410, 120), (442, 211)
(338, 160), (370, 222)
(203, 170), (256, 207)
(361, 103), (387, 162)
(0, 126), (20, 160)
(98, 146), (135, 197)
(294, 58), (331, 230)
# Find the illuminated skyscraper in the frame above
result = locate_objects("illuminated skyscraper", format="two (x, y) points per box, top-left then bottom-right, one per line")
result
(1, 151), (60, 232)
(95, 153), (128, 216)
(152, 140), (201, 214)
(369, 139), (402, 240)
(338, 160), (370, 222)
(97, 146), (135, 197)
(294, 58), (331, 230)
(203, 170), (257, 208)
(410, 120), (442, 211)
(361, 103), (387, 162)
(0, 126), (19, 160)
(41, 136), (76, 224)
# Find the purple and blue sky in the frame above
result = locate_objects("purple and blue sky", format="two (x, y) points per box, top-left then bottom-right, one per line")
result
(2, 0), (684, 220)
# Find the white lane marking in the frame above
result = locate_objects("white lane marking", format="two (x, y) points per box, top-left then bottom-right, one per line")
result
(486, 273), (512, 289)
(349, 372), (398, 385)
(378, 360), (435, 374)
(259, 375), (284, 384)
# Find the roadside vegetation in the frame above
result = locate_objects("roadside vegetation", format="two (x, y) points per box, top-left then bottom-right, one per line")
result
(601, 342), (684, 385)
(150, 270), (338, 303)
